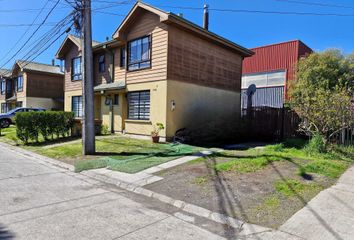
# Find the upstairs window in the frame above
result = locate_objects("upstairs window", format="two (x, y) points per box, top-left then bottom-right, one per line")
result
(128, 36), (151, 71)
(17, 76), (23, 92)
(120, 47), (126, 68)
(127, 91), (150, 120)
(98, 54), (105, 73)
(71, 57), (82, 81)
(0, 80), (5, 95)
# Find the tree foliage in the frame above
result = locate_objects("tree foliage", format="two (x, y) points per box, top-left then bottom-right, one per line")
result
(289, 49), (354, 142)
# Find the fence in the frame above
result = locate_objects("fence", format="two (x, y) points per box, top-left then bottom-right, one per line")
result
(330, 127), (354, 146)
(241, 106), (300, 141)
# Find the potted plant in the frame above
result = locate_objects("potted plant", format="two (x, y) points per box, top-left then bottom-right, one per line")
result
(151, 123), (164, 143)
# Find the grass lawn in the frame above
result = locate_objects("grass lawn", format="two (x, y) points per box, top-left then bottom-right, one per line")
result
(0, 126), (202, 174)
(146, 139), (354, 228)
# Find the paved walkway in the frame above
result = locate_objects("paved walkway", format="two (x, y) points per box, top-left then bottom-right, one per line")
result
(278, 165), (354, 240)
(1, 141), (354, 240)
(0, 144), (225, 240)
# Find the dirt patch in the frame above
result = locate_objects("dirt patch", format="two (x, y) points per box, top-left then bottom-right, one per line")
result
(146, 156), (335, 228)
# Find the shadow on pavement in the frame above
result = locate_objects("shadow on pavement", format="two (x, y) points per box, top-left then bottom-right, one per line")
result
(0, 224), (14, 240)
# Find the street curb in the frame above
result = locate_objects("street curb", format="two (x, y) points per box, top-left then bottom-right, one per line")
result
(0, 142), (74, 171)
(81, 170), (272, 235)
(0, 141), (271, 235)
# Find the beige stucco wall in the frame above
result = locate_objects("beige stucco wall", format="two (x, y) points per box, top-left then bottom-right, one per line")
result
(166, 80), (241, 139)
(64, 90), (82, 112)
(100, 91), (125, 132)
(25, 97), (63, 110)
(124, 80), (168, 137)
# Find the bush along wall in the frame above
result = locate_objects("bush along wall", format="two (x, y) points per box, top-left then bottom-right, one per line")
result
(15, 111), (74, 144)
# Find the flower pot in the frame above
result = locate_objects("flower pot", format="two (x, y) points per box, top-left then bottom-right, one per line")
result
(152, 136), (160, 143)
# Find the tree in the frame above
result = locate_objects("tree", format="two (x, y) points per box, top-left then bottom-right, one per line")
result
(289, 49), (354, 144)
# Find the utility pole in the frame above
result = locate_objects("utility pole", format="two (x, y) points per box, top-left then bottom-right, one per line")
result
(81, 0), (95, 155)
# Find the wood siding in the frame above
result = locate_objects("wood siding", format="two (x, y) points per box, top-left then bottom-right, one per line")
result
(123, 10), (168, 84)
(64, 43), (82, 92)
(167, 25), (243, 91)
(94, 50), (113, 85)
(26, 71), (64, 99)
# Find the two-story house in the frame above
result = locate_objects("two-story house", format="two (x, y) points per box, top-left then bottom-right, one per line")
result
(56, 2), (253, 141)
(0, 60), (64, 113)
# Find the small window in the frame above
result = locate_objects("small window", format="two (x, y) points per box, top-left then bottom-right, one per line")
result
(113, 94), (119, 105)
(72, 96), (83, 118)
(1, 103), (7, 113)
(17, 76), (23, 92)
(98, 54), (105, 73)
(0, 80), (5, 95)
(127, 91), (150, 120)
(71, 57), (82, 81)
(128, 36), (151, 71)
(16, 101), (23, 108)
(60, 60), (65, 72)
(120, 47), (126, 68)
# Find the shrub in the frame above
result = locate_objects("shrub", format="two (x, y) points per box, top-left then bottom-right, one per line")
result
(15, 111), (74, 144)
(101, 124), (110, 135)
(305, 134), (326, 155)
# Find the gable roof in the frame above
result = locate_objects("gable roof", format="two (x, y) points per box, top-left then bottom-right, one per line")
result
(0, 69), (11, 78)
(112, 2), (253, 57)
(56, 34), (101, 59)
(14, 60), (63, 75)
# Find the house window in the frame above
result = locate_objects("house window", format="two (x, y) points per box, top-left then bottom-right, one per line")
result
(72, 96), (83, 118)
(17, 76), (23, 92)
(127, 91), (150, 120)
(0, 80), (5, 95)
(60, 60), (65, 72)
(128, 36), (151, 71)
(1, 103), (7, 113)
(113, 94), (119, 105)
(120, 47), (126, 67)
(16, 101), (23, 108)
(98, 54), (105, 73)
(71, 57), (82, 81)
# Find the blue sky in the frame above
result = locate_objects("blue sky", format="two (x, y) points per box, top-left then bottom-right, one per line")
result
(0, 0), (353, 69)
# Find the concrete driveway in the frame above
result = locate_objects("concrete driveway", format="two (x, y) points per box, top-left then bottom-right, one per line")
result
(0, 144), (225, 240)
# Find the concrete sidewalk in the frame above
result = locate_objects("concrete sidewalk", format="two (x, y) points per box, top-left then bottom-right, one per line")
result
(1, 141), (354, 240)
(0, 144), (226, 240)
(278, 165), (354, 240)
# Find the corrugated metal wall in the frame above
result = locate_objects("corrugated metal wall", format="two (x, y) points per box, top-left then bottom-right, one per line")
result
(242, 40), (313, 99)
(241, 86), (284, 109)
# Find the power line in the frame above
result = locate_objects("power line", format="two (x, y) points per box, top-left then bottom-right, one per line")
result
(93, 10), (125, 16)
(0, 23), (58, 27)
(0, 6), (69, 13)
(0, 0), (61, 69)
(274, 0), (354, 10)
(0, 0), (51, 65)
(1, 13), (74, 74)
(151, 5), (354, 17)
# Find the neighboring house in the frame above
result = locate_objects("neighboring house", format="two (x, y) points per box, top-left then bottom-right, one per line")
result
(56, 2), (253, 141)
(0, 60), (64, 113)
(241, 40), (313, 109)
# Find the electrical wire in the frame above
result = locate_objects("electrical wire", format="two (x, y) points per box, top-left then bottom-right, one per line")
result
(274, 0), (354, 10)
(148, 4), (354, 17)
(0, 0), (62, 69)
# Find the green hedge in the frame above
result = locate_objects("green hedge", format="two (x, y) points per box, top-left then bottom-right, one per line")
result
(15, 111), (75, 144)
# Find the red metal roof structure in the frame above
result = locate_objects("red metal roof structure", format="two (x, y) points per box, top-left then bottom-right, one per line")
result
(242, 40), (313, 99)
